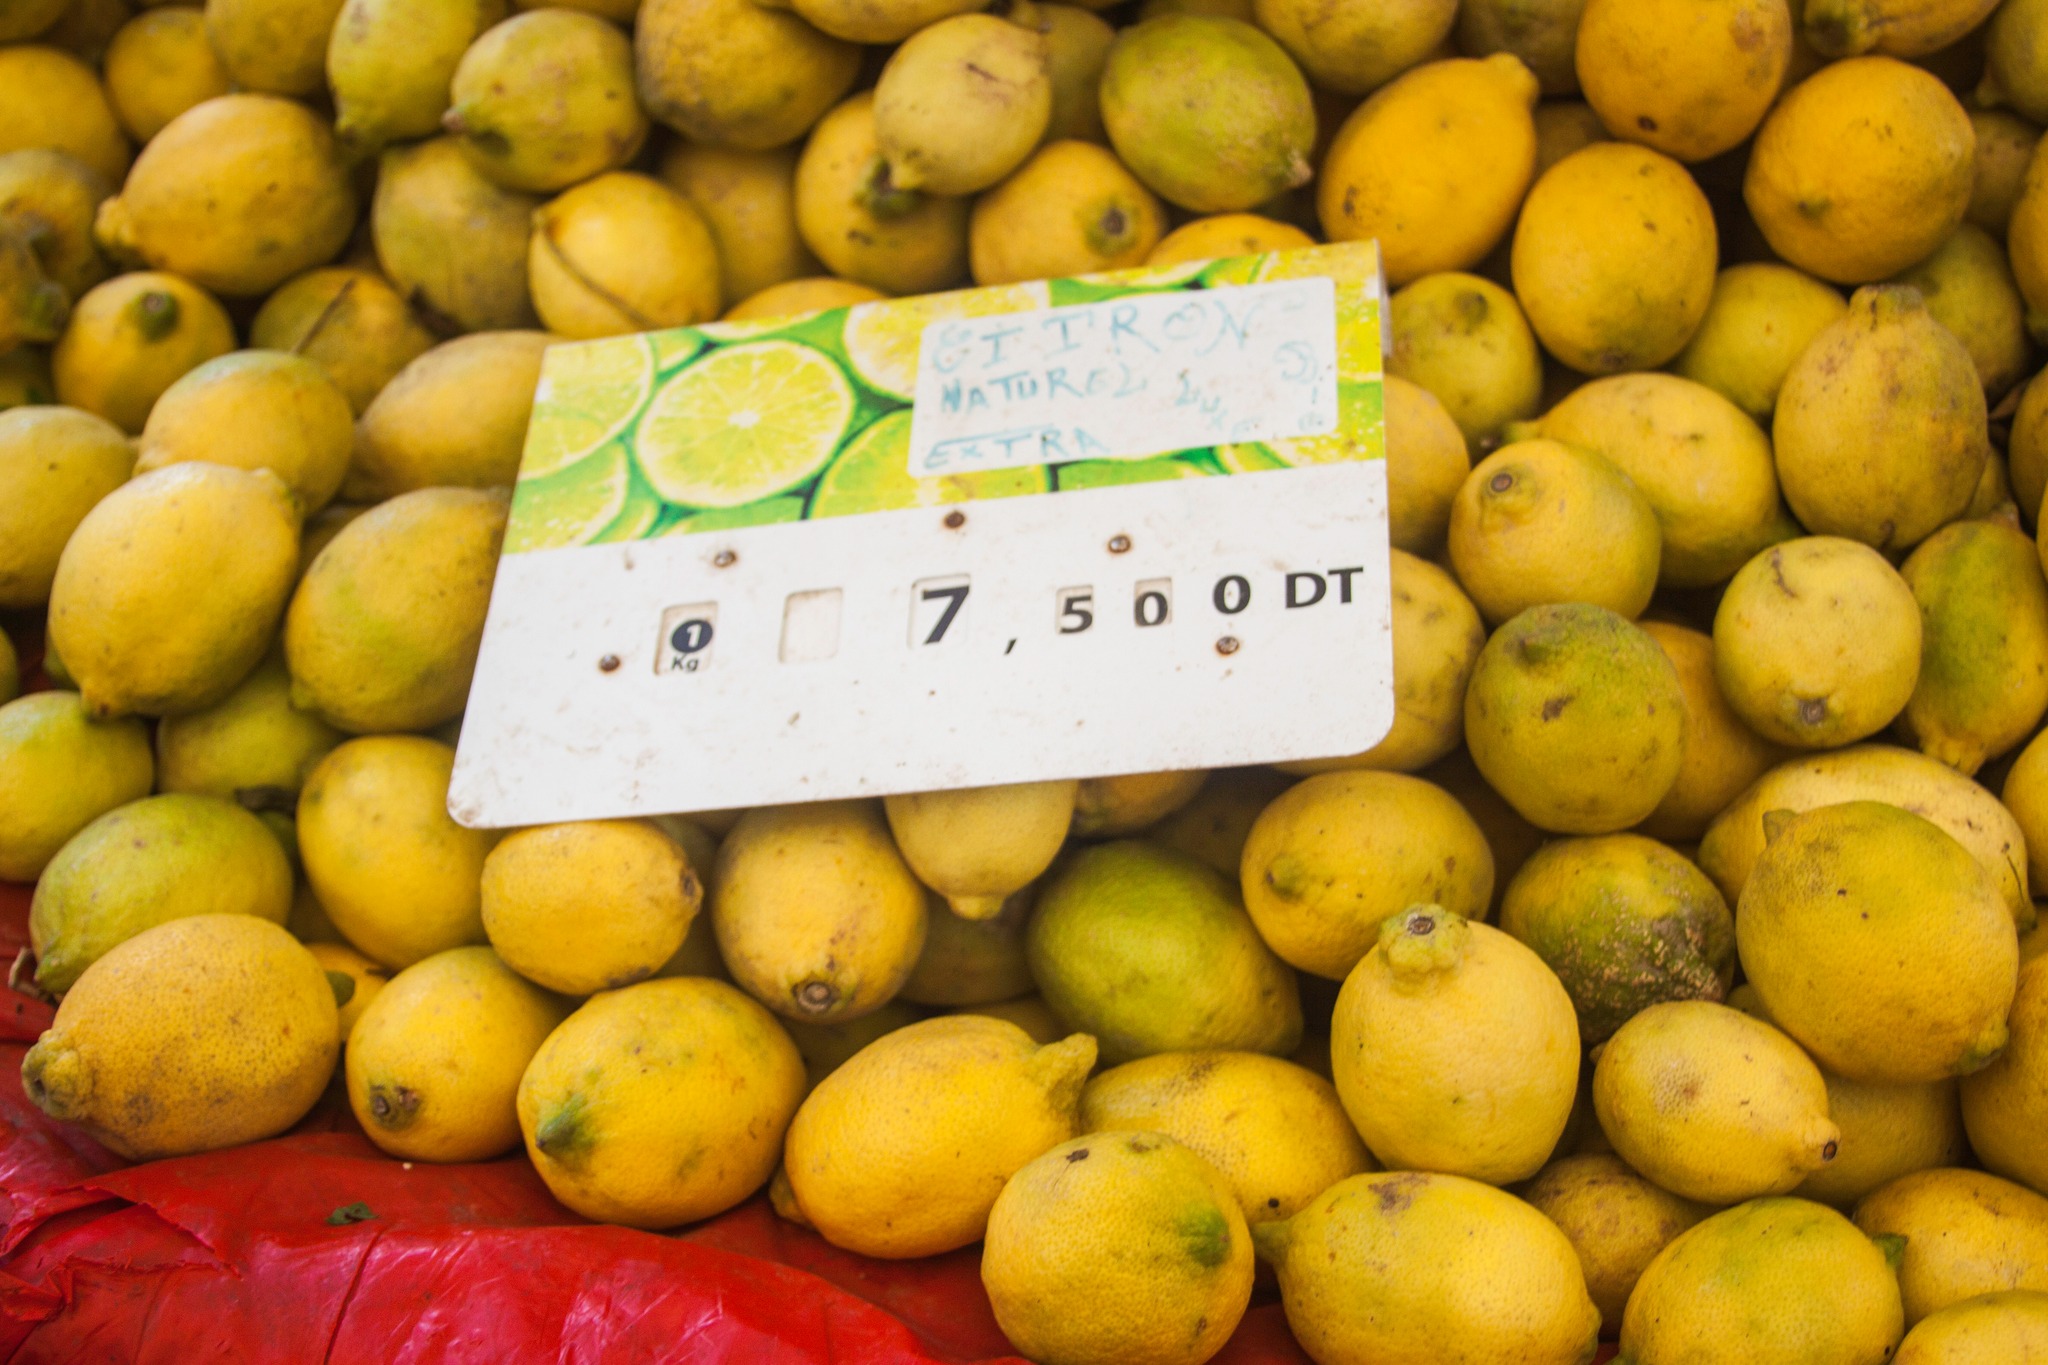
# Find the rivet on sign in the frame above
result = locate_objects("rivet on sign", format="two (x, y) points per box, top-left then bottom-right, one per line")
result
(598, 654), (621, 673)
(1215, 636), (1240, 655)
(943, 510), (966, 529)
(1107, 534), (1132, 553)
(713, 549), (737, 568)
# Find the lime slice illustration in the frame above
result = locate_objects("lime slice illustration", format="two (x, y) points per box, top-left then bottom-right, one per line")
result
(1055, 455), (1211, 490)
(650, 329), (707, 372)
(1226, 380), (1386, 469)
(1254, 242), (1383, 289)
(591, 478), (664, 545)
(521, 335), (656, 480)
(660, 495), (809, 535)
(635, 339), (857, 508)
(504, 442), (632, 553)
(841, 282), (1050, 402)
(810, 410), (1051, 519)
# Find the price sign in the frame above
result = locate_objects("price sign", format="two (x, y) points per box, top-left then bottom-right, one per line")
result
(449, 242), (1395, 827)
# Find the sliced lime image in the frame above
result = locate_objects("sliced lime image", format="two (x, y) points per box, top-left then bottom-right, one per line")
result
(1333, 286), (1383, 384)
(691, 317), (797, 344)
(1197, 255), (1266, 289)
(659, 495), (809, 535)
(1047, 260), (1207, 307)
(841, 282), (1050, 402)
(634, 339), (857, 509)
(591, 477), (665, 545)
(650, 328), (707, 372)
(1055, 454), (1213, 490)
(809, 410), (1051, 520)
(521, 334), (656, 480)
(1253, 242), (1383, 289)
(504, 441), (633, 553)
(1223, 380), (1385, 468)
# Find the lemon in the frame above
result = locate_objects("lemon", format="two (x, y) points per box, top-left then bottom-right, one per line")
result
(133, 350), (354, 514)
(969, 139), (1167, 286)
(883, 780), (1076, 921)
(898, 890), (1034, 1006)
(0, 692), (151, 883)
(0, 149), (111, 304)
(1080, 1051), (1372, 1223)
(1146, 214), (1311, 268)
(810, 410), (1049, 517)
(1257, 1170), (1601, 1365)
(1804, 0), (2001, 57)
(2017, 375), (2048, 525)
(1030, 841), (1300, 1064)
(1739, 802), (2017, 1083)
(29, 793), (291, 996)
(1448, 437), (1660, 623)
(1620, 1198), (1905, 1364)
(1636, 621), (1783, 842)
(248, 268), (437, 419)
(1252, 0), (1454, 95)
(1714, 537), (1923, 748)
(1596, 1000), (1840, 1203)
(1575, 0), (1792, 162)
(505, 443), (633, 554)
(49, 463), (299, 720)
(1500, 834), (1734, 1045)
(101, 9), (228, 144)
(0, 404), (133, 610)
(711, 800), (928, 1023)
(952, 994), (1066, 1043)
(1960, 955), (2048, 1195)
(1511, 142), (1718, 374)
(1457, 0), (1583, 94)
(154, 649), (342, 818)
(1277, 550), (1483, 775)
(1856, 1169), (2048, 1325)
(1745, 57), (1975, 283)
(1672, 263), (1849, 423)
(635, 0), (859, 148)
(1240, 772), (1493, 980)
(1896, 1290), (2048, 1363)
(50, 271), (236, 434)
(1332, 908), (1578, 1183)
(1379, 376), (1469, 556)
(659, 143), (818, 307)
(726, 276), (885, 322)
(1387, 270), (1544, 447)
(307, 941), (387, 1045)
(779, 1000), (922, 1090)
(204, 0), (344, 97)
(794, 93), (970, 297)
(785, 1015), (1095, 1257)
(874, 13), (1052, 197)
(1899, 517), (2048, 775)
(1070, 770), (1208, 836)
(1040, 3), (1116, 143)
(481, 820), (702, 996)
(1523, 1153), (1711, 1328)
(1892, 225), (2033, 399)
(1315, 54), (1539, 286)
(445, 11), (644, 194)
(984, 1131), (1255, 1365)
(23, 915), (338, 1159)
(1798, 1070), (1966, 1209)
(371, 137), (540, 335)
(1706, 745), (2031, 927)
(636, 340), (854, 509)
(1529, 371), (1785, 589)
(297, 736), (497, 970)
(1982, 0), (2048, 125)
(286, 488), (509, 734)
(1968, 109), (2042, 240)
(326, 0), (502, 158)
(1148, 769), (1291, 877)
(0, 345), (53, 410)
(840, 281), (1047, 401)
(1775, 286), (1988, 552)
(1464, 603), (1686, 834)
(518, 976), (807, 1228)
(346, 946), (568, 1163)
(0, 45), (129, 185)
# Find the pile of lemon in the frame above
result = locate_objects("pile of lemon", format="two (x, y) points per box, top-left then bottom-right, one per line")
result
(6, 0), (2048, 1360)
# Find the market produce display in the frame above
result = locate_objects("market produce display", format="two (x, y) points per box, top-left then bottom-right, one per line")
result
(3, 0), (2048, 1361)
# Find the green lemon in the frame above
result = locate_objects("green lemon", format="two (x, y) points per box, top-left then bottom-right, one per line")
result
(810, 411), (1051, 519)
(841, 283), (1050, 403)
(505, 442), (632, 553)
(522, 335), (654, 480)
(635, 340), (856, 509)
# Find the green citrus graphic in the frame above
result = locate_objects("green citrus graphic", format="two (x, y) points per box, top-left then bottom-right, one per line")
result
(1214, 442), (1290, 473)
(505, 442), (632, 553)
(635, 339), (857, 508)
(651, 329), (708, 372)
(1222, 380), (1386, 469)
(810, 410), (1051, 519)
(592, 479), (664, 544)
(841, 282), (1050, 402)
(661, 495), (809, 535)
(522, 335), (656, 479)
(1055, 455), (1210, 490)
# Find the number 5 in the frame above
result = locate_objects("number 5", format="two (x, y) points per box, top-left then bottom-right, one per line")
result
(1058, 587), (1094, 634)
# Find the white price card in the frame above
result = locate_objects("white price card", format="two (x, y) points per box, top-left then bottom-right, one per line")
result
(449, 243), (1396, 827)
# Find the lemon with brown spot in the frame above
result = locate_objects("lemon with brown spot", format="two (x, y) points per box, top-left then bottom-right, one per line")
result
(1257, 1170), (1600, 1365)
(1576, 0), (1791, 163)
(1388, 271), (1545, 447)
(795, 93), (969, 297)
(1856, 1169), (2048, 1325)
(970, 140), (1165, 286)
(528, 173), (723, 339)
(1523, 1153), (1711, 1328)
(482, 820), (701, 996)
(51, 271), (235, 434)
(785, 1014), (1095, 1257)
(984, 1130), (1255, 1365)
(519, 976), (807, 1228)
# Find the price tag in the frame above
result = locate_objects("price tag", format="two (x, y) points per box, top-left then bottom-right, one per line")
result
(449, 243), (1395, 827)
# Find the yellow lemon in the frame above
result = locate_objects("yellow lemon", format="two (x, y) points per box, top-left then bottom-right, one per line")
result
(897, 890), (1034, 1006)
(1252, 0), (1455, 95)
(1899, 517), (2048, 775)
(1575, 0), (1793, 162)
(1382, 374), (1470, 555)
(1855, 1169), (2048, 1325)
(248, 267), (437, 417)
(0, 45), (129, 184)
(1960, 955), (2048, 1194)
(50, 270), (234, 433)
(1672, 262), (1849, 422)
(883, 780), (1077, 920)
(529, 172), (722, 339)
(1524, 1153), (1710, 1328)
(371, 137), (539, 333)
(0, 404), (132, 609)
(1388, 270), (1544, 447)
(133, 350), (354, 513)
(1892, 224), (2034, 399)
(724, 276), (884, 321)
(1148, 768), (1292, 876)
(1636, 621), (1783, 842)
(659, 142), (819, 305)
(349, 331), (552, 496)
(1071, 769), (1208, 837)
(1145, 213), (1312, 268)
(795, 93), (969, 296)
(444, 10), (644, 194)
(1896, 1290), (2048, 1364)
(307, 941), (388, 1044)
(970, 139), (1165, 286)
(1457, 0), (1583, 95)
(204, 0), (345, 97)
(1967, 108), (2041, 240)
(635, 0), (859, 146)
(0, 692), (151, 882)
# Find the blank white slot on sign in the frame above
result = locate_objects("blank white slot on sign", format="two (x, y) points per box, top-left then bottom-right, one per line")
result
(779, 588), (844, 663)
